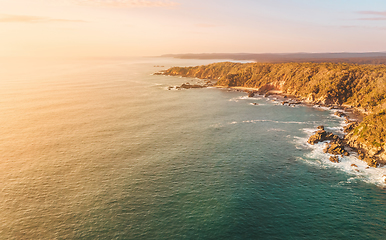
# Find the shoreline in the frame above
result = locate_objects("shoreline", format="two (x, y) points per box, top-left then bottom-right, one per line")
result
(217, 85), (385, 169)
(216, 85), (364, 121)
(167, 75), (384, 171)
(209, 84), (382, 167)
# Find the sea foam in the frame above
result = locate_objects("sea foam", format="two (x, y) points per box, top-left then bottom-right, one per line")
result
(296, 128), (386, 187)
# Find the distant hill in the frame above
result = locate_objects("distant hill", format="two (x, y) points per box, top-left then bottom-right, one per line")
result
(161, 52), (386, 65)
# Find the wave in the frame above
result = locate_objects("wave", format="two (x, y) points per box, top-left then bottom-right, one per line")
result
(267, 128), (286, 132)
(241, 119), (307, 124)
(229, 96), (249, 102)
(296, 128), (386, 187)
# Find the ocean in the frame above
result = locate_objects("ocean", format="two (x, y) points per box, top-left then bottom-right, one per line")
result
(0, 57), (385, 239)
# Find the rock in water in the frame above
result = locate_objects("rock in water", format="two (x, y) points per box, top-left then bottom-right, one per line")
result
(329, 156), (340, 163)
(179, 83), (205, 89)
(307, 130), (328, 145)
(248, 91), (255, 97)
(334, 111), (346, 118)
(324, 142), (349, 156)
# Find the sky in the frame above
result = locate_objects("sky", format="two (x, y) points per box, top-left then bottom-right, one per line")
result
(1, 0), (386, 57)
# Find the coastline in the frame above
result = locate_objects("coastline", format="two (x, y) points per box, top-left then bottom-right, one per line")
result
(214, 85), (384, 168)
(161, 61), (386, 172)
(168, 75), (384, 171)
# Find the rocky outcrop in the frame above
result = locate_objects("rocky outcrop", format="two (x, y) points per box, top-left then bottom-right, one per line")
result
(329, 156), (340, 163)
(308, 126), (350, 157)
(161, 62), (386, 168)
(307, 130), (328, 145)
(179, 83), (206, 89)
(307, 126), (340, 145)
(334, 111), (347, 118)
(306, 116), (386, 168)
(323, 141), (349, 156)
(345, 132), (386, 167)
(305, 118), (385, 168)
(171, 82), (213, 90)
(343, 121), (358, 133)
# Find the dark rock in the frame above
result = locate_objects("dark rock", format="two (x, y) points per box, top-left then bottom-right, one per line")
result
(308, 129), (341, 145)
(324, 142), (349, 156)
(308, 130), (327, 145)
(357, 150), (365, 160)
(317, 125), (325, 130)
(334, 111), (346, 118)
(252, 103), (258, 105)
(343, 122), (358, 133)
(363, 157), (379, 168)
(248, 92), (255, 98)
(329, 156), (340, 163)
(179, 83), (205, 89)
(282, 101), (288, 105)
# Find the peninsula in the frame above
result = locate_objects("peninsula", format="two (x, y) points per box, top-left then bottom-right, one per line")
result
(161, 62), (386, 168)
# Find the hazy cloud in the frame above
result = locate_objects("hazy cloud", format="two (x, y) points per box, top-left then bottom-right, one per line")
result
(0, 14), (86, 23)
(358, 11), (386, 16)
(357, 17), (386, 21)
(340, 25), (386, 30)
(72, 0), (179, 8)
(357, 11), (386, 20)
(195, 23), (217, 28)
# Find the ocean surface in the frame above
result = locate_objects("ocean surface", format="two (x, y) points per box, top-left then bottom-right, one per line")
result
(0, 57), (385, 239)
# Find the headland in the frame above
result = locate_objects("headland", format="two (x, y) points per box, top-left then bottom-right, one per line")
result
(159, 61), (386, 169)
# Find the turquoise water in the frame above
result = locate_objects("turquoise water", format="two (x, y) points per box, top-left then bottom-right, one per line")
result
(0, 58), (385, 239)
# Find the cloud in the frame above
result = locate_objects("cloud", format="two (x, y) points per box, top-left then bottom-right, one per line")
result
(340, 25), (386, 30)
(357, 17), (386, 21)
(195, 23), (217, 28)
(72, 0), (179, 8)
(357, 11), (386, 20)
(0, 14), (86, 23)
(357, 11), (386, 17)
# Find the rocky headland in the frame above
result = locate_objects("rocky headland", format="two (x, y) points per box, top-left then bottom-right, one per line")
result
(159, 62), (386, 168)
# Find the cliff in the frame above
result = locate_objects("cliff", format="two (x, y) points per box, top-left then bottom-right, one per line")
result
(162, 62), (386, 167)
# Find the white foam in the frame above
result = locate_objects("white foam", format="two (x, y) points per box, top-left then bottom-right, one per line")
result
(312, 105), (330, 110)
(324, 126), (345, 135)
(250, 97), (263, 100)
(298, 128), (386, 187)
(240, 119), (305, 124)
(229, 96), (249, 102)
(267, 128), (286, 132)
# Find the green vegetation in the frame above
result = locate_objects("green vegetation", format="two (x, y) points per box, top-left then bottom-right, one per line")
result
(354, 110), (386, 147)
(164, 62), (386, 148)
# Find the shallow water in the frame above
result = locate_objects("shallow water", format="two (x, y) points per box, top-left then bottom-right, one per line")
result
(0, 58), (385, 239)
